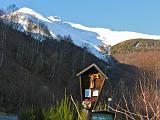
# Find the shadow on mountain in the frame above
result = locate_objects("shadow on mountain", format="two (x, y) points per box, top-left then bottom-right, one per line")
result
(99, 56), (140, 103)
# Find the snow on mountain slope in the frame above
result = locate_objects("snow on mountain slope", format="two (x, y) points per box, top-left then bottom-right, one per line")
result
(47, 16), (61, 22)
(66, 22), (160, 46)
(14, 7), (51, 23)
(4, 7), (160, 60)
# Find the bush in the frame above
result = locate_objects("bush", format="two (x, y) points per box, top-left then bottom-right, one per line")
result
(18, 95), (75, 120)
(44, 94), (74, 120)
(18, 107), (44, 120)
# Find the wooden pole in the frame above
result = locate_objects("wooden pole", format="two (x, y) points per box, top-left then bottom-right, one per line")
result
(108, 98), (112, 112)
(86, 110), (92, 120)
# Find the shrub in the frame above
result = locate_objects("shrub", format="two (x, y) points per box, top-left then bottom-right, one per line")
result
(44, 94), (74, 120)
(18, 107), (44, 120)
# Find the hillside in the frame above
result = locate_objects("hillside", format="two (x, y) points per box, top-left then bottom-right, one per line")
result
(0, 20), (108, 113)
(110, 38), (160, 54)
(108, 39), (160, 119)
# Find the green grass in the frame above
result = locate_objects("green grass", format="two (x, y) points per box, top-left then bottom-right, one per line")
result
(18, 95), (112, 120)
(18, 107), (44, 120)
(18, 94), (78, 120)
(44, 94), (74, 120)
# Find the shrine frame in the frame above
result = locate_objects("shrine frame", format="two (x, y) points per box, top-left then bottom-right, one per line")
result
(77, 63), (108, 110)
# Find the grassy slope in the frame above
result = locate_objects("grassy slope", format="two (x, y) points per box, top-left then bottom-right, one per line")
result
(111, 38), (160, 54)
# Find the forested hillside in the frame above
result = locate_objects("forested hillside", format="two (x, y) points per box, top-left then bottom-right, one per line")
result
(0, 20), (107, 113)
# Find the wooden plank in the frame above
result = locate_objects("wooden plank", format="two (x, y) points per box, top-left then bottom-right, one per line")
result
(79, 75), (83, 103)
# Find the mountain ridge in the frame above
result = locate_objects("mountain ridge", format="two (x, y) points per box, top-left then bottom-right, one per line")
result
(8, 7), (160, 45)
(2, 7), (160, 59)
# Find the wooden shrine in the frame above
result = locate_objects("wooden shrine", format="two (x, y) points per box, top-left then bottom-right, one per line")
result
(77, 63), (108, 110)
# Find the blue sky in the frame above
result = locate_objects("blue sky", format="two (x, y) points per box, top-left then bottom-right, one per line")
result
(0, 0), (160, 35)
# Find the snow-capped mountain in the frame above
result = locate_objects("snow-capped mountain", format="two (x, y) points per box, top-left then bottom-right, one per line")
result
(3, 7), (160, 59)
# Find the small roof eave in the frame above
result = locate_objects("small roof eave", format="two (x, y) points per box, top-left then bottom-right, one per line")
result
(76, 63), (108, 80)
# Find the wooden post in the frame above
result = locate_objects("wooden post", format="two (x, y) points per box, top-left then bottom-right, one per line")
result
(86, 110), (92, 120)
(108, 98), (112, 112)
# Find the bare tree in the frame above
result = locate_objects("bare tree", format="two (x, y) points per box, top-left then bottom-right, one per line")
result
(108, 51), (160, 120)
(0, 9), (5, 16)
(6, 4), (18, 14)
(0, 21), (7, 68)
